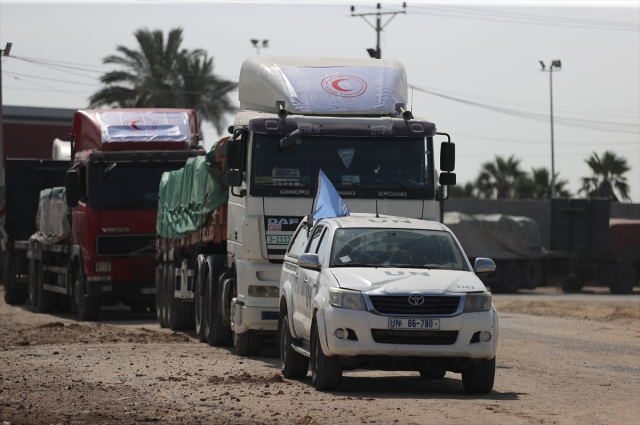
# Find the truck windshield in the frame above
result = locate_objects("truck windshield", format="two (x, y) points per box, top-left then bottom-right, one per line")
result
(331, 228), (468, 271)
(250, 135), (433, 199)
(89, 162), (184, 210)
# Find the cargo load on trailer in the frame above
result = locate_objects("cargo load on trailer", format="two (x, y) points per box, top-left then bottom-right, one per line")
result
(31, 187), (70, 246)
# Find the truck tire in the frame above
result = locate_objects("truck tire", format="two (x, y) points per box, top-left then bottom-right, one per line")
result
(35, 262), (57, 314)
(75, 278), (101, 321)
(495, 261), (521, 293)
(203, 256), (231, 346)
(610, 263), (636, 295)
(28, 258), (39, 307)
(194, 257), (207, 342)
(462, 356), (495, 394)
(311, 321), (342, 391)
(3, 254), (27, 305)
(419, 369), (446, 379)
(234, 330), (264, 357)
(161, 263), (171, 327)
(167, 262), (193, 330)
(280, 315), (309, 379)
(521, 260), (542, 290)
(156, 264), (166, 327)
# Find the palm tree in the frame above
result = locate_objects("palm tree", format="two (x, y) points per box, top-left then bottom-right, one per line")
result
(449, 182), (476, 198)
(475, 155), (524, 199)
(89, 28), (237, 134)
(514, 167), (571, 199)
(579, 151), (631, 202)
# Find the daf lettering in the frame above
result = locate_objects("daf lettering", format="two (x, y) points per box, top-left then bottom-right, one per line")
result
(102, 228), (130, 233)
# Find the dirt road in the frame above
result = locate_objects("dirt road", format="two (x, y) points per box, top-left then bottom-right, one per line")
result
(1, 287), (639, 425)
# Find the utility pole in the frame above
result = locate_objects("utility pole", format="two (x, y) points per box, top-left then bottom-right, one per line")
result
(0, 42), (13, 187)
(250, 39), (269, 55)
(351, 3), (406, 59)
(539, 59), (561, 198)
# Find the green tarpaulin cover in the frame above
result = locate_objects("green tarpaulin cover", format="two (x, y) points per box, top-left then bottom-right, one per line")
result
(157, 141), (228, 239)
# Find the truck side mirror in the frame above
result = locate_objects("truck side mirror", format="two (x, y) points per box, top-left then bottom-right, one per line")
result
(298, 253), (320, 270)
(226, 170), (243, 187)
(474, 258), (496, 275)
(279, 129), (300, 152)
(439, 173), (456, 186)
(440, 141), (455, 172)
(65, 170), (79, 207)
(226, 137), (243, 170)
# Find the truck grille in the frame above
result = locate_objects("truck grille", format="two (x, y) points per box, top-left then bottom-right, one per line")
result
(371, 330), (459, 345)
(96, 235), (156, 257)
(368, 295), (461, 315)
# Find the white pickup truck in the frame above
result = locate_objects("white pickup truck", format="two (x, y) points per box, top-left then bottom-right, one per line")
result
(277, 213), (498, 393)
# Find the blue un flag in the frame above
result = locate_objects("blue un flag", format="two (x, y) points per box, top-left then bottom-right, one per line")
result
(312, 170), (350, 220)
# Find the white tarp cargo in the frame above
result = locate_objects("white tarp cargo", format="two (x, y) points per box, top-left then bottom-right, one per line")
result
(239, 56), (408, 116)
(96, 111), (190, 143)
(444, 212), (543, 260)
(30, 187), (71, 245)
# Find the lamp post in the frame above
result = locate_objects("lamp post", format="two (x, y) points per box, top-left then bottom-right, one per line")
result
(539, 59), (561, 198)
(250, 39), (269, 55)
(351, 3), (406, 59)
(0, 42), (13, 186)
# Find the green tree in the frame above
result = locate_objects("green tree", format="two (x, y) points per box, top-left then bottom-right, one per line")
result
(475, 155), (524, 199)
(514, 167), (571, 199)
(579, 151), (631, 202)
(89, 27), (237, 134)
(449, 182), (476, 198)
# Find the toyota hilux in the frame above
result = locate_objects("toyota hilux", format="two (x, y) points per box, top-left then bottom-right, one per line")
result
(277, 213), (498, 393)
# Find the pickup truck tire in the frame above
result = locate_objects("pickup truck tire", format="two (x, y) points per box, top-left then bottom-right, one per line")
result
(75, 278), (101, 321)
(521, 260), (542, 290)
(419, 369), (446, 379)
(461, 356), (495, 394)
(495, 261), (521, 293)
(167, 263), (192, 330)
(234, 330), (264, 356)
(3, 254), (27, 305)
(280, 315), (309, 378)
(156, 265), (166, 327)
(204, 265), (231, 346)
(610, 263), (636, 294)
(311, 322), (342, 391)
(36, 262), (56, 314)
(28, 259), (39, 307)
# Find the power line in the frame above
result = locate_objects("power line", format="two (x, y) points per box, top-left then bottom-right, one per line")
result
(2, 71), (100, 87)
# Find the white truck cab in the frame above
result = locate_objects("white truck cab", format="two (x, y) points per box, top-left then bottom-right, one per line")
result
(278, 213), (498, 393)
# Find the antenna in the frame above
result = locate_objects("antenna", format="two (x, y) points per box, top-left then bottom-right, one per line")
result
(375, 200), (379, 218)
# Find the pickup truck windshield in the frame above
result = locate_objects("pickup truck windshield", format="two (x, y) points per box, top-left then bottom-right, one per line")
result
(331, 228), (467, 271)
(251, 134), (433, 199)
(89, 162), (184, 210)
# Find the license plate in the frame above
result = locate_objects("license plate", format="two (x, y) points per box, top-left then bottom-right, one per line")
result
(267, 235), (291, 245)
(388, 318), (440, 330)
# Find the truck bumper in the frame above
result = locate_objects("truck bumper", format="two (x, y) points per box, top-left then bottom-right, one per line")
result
(86, 280), (156, 298)
(233, 303), (279, 334)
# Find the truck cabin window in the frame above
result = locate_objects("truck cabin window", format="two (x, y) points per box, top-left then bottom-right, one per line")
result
(89, 162), (184, 210)
(331, 228), (468, 271)
(251, 135), (433, 199)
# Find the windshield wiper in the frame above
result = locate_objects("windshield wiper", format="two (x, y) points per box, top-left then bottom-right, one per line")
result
(333, 263), (377, 268)
(384, 264), (441, 270)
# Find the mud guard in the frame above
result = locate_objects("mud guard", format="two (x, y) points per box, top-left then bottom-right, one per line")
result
(315, 307), (332, 357)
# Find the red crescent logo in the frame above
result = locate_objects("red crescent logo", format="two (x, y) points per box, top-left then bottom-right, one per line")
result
(331, 79), (353, 92)
(130, 120), (142, 130)
(122, 117), (157, 131)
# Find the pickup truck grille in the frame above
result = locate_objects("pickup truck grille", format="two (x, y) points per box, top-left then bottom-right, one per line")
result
(368, 295), (461, 315)
(371, 330), (459, 345)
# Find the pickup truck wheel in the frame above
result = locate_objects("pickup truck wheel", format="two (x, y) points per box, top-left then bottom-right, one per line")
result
(28, 259), (39, 307)
(36, 262), (57, 314)
(495, 261), (521, 294)
(156, 265), (166, 327)
(3, 254), (27, 305)
(461, 357), (495, 394)
(280, 315), (309, 378)
(75, 278), (101, 321)
(419, 369), (446, 379)
(204, 268), (231, 346)
(234, 330), (264, 356)
(311, 322), (342, 391)
(610, 263), (636, 294)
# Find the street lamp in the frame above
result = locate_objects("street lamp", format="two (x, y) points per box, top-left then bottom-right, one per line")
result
(250, 39), (269, 55)
(540, 59), (561, 198)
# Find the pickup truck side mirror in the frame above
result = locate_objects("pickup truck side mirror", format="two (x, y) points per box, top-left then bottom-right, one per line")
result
(65, 170), (79, 208)
(298, 253), (320, 270)
(474, 258), (496, 275)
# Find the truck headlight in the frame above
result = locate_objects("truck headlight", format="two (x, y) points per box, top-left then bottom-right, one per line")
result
(463, 292), (492, 312)
(329, 288), (366, 311)
(248, 285), (279, 297)
(95, 262), (112, 273)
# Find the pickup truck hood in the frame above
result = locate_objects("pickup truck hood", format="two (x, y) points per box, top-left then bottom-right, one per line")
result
(330, 268), (486, 294)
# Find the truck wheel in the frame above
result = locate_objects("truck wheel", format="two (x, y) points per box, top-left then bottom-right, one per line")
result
(167, 262), (193, 330)
(311, 321), (342, 391)
(194, 260), (207, 342)
(462, 357), (495, 394)
(280, 315), (309, 378)
(521, 260), (542, 290)
(36, 262), (57, 314)
(156, 264), (166, 327)
(610, 263), (636, 294)
(234, 330), (264, 356)
(495, 261), (521, 293)
(75, 279), (101, 321)
(161, 263), (171, 327)
(28, 259), (40, 307)
(204, 272), (231, 347)
(419, 369), (446, 379)
(3, 254), (27, 305)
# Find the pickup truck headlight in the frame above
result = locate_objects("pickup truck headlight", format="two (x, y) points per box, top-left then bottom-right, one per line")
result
(329, 288), (366, 311)
(463, 292), (492, 312)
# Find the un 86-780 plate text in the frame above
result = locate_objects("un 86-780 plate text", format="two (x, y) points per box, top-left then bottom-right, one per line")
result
(388, 318), (440, 330)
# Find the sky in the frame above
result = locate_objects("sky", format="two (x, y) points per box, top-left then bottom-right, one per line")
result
(1, 0), (639, 199)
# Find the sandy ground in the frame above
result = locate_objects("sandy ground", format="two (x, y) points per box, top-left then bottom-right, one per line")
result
(0, 286), (639, 425)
